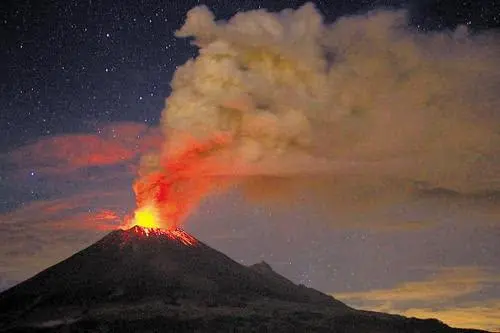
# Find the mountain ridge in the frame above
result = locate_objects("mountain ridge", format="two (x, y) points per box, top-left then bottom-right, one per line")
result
(0, 226), (491, 333)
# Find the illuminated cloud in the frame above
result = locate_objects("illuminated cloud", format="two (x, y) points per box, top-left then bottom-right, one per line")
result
(7, 122), (161, 175)
(334, 266), (500, 331)
(0, 192), (129, 231)
(399, 302), (500, 332)
(335, 266), (497, 303)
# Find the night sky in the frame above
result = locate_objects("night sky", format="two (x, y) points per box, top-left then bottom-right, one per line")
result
(1, 0), (500, 331)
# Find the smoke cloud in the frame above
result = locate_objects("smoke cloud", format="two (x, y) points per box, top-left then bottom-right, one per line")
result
(139, 3), (500, 222)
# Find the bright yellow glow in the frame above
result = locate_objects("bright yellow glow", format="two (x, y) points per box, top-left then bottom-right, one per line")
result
(134, 205), (161, 229)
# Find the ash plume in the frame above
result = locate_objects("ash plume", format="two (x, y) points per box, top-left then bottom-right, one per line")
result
(139, 3), (500, 223)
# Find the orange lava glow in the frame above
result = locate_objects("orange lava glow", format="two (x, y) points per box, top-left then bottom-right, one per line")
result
(130, 225), (197, 246)
(132, 134), (231, 230)
(133, 205), (162, 229)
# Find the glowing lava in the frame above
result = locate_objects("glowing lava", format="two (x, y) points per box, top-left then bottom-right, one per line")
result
(130, 225), (198, 246)
(133, 204), (162, 229)
(121, 202), (197, 246)
(121, 135), (232, 246)
(133, 134), (232, 230)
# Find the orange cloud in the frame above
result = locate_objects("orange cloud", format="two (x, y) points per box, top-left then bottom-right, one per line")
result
(45, 210), (123, 232)
(400, 302), (500, 332)
(0, 191), (128, 231)
(93, 209), (120, 222)
(8, 122), (161, 174)
(333, 266), (500, 331)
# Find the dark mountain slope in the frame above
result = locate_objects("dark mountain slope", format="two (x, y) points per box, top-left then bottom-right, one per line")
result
(0, 226), (490, 333)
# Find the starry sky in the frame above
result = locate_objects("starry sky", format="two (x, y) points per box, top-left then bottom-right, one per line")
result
(1, 0), (500, 331)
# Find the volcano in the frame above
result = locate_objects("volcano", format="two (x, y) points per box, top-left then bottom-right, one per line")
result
(0, 226), (490, 333)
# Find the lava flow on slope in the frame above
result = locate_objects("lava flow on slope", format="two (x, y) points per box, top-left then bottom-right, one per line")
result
(121, 203), (197, 246)
(126, 225), (198, 246)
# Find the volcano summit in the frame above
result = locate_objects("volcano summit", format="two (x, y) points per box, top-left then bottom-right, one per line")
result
(0, 226), (490, 332)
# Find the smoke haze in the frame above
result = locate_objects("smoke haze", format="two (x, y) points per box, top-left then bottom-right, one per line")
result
(140, 3), (500, 220)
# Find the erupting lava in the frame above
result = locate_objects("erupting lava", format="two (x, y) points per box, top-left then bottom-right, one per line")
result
(132, 134), (231, 229)
(121, 135), (231, 245)
(130, 225), (198, 246)
(122, 205), (198, 245)
(122, 208), (198, 246)
(133, 204), (162, 229)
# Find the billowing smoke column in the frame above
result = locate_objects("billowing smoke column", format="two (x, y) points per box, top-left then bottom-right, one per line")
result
(135, 3), (500, 228)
